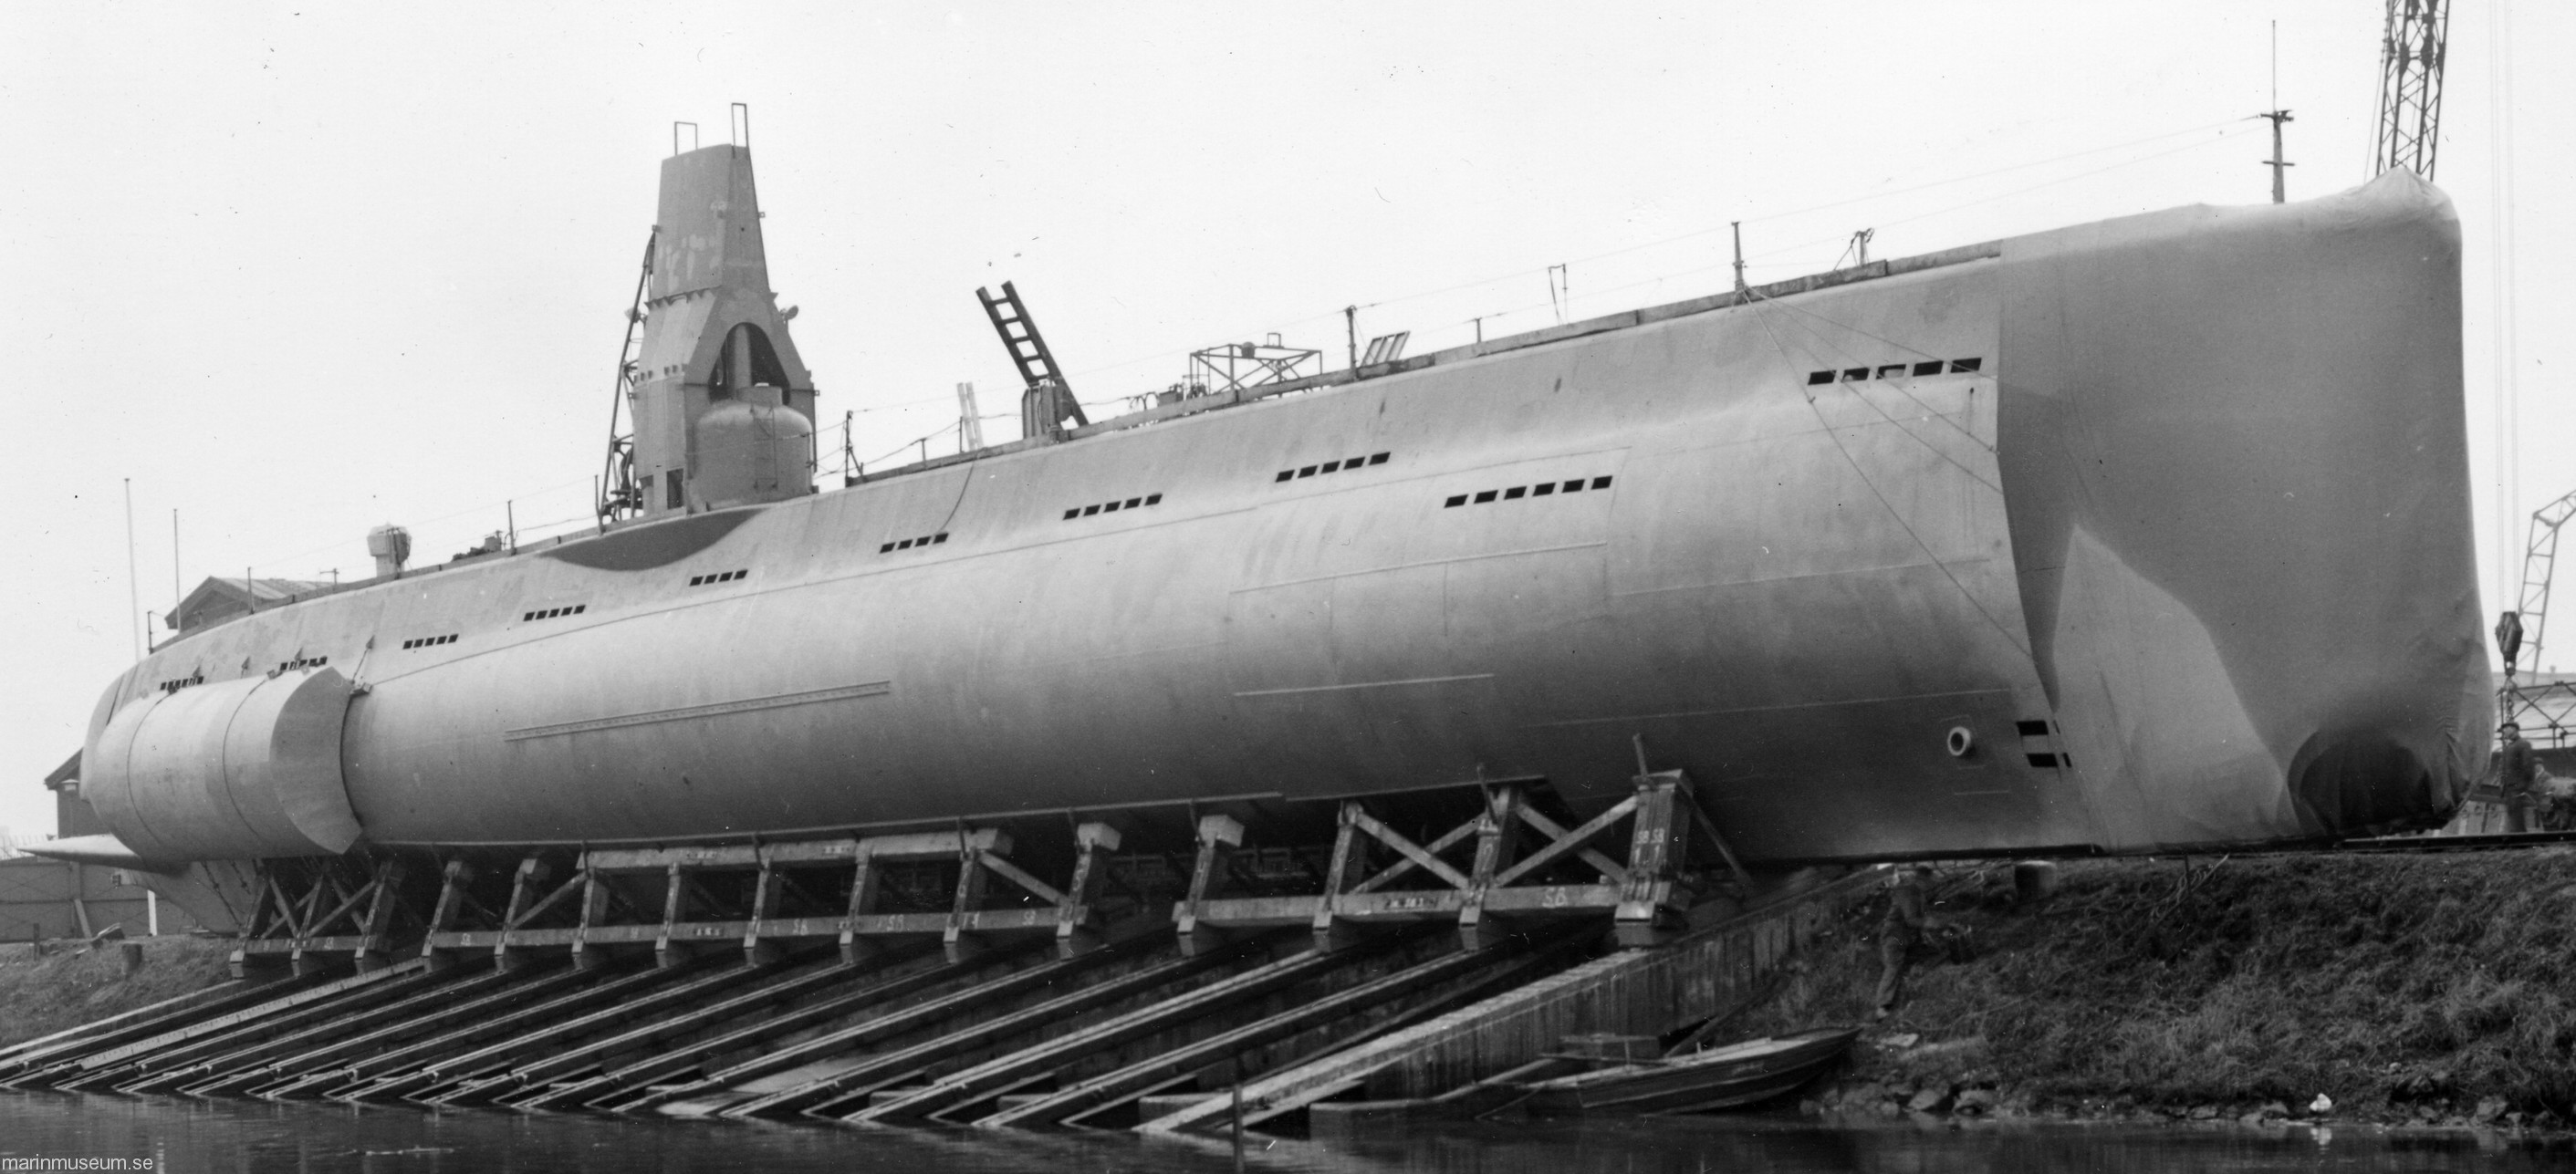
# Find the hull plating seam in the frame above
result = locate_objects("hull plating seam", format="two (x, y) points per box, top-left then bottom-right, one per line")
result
(501, 681), (894, 742)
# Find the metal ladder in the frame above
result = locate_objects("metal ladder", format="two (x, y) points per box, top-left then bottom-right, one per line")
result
(976, 282), (1089, 431)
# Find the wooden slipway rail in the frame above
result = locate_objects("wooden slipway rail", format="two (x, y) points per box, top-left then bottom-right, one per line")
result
(0, 782), (1873, 1131)
(1140, 866), (1880, 1133)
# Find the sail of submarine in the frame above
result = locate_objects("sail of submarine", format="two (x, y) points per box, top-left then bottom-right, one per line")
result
(45, 137), (2491, 882)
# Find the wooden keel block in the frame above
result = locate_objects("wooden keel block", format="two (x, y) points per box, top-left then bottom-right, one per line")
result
(569, 871), (615, 971)
(493, 856), (554, 973)
(838, 847), (885, 964)
(1056, 822), (1122, 959)
(1309, 804), (1370, 953)
(1614, 771), (1695, 949)
(943, 830), (995, 964)
(1456, 786), (1525, 952)
(420, 859), (476, 971)
(351, 857), (409, 973)
(743, 860), (787, 967)
(1175, 814), (1245, 957)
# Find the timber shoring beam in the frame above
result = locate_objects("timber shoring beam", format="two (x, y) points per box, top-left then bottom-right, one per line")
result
(1184, 774), (1702, 951)
(1137, 867), (1881, 1134)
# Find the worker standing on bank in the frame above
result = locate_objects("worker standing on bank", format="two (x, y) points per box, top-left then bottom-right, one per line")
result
(1872, 866), (1937, 1020)
(2500, 722), (2539, 834)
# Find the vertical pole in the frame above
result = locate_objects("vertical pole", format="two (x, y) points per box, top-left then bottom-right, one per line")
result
(1344, 306), (1358, 373)
(170, 509), (181, 642)
(123, 480), (141, 660)
(1731, 223), (1748, 295)
(2263, 110), (2294, 204)
(147, 889), (160, 938)
(2491, 0), (2519, 619)
(68, 861), (94, 939)
(506, 500), (517, 553)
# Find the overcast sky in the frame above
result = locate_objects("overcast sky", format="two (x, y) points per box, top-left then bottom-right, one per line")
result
(4, 1), (2567, 840)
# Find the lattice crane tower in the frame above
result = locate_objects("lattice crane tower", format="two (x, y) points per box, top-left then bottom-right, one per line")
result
(2372, 0), (2452, 179)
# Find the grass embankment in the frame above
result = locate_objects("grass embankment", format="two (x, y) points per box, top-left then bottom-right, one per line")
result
(1729, 851), (2576, 1127)
(0, 938), (235, 1049)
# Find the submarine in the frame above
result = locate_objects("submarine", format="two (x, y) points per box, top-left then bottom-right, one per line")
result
(37, 134), (2490, 934)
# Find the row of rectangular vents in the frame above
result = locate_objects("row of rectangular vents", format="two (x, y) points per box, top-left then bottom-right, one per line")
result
(1808, 356), (1982, 385)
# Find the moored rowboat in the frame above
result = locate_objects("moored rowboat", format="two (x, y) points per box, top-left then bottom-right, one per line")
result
(1513, 1027), (1862, 1116)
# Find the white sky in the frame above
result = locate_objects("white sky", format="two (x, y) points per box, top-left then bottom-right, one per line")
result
(3, 2), (2567, 839)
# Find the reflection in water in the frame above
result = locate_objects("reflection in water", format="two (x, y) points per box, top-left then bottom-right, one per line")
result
(2, 1093), (2570, 1173)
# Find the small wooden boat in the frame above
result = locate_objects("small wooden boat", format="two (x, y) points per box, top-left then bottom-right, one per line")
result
(1510, 1027), (1862, 1116)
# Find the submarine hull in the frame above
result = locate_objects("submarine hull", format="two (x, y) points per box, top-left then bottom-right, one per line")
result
(75, 171), (2485, 867)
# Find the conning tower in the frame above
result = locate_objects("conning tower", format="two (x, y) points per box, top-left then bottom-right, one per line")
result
(630, 140), (818, 515)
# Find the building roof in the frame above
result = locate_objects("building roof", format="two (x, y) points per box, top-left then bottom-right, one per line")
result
(42, 751), (78, 793)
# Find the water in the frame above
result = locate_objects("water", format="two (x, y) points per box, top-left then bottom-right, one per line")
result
(3, 1093), (2569, 1173)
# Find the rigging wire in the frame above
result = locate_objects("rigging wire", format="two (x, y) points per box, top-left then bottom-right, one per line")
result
(1052, 116), (2265, 388)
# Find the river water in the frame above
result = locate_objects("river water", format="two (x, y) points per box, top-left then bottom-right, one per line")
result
(4, 1093), (2570, 1172)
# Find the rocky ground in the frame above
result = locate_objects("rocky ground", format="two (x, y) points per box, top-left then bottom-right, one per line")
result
(1721, 849), (2576, 1132)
